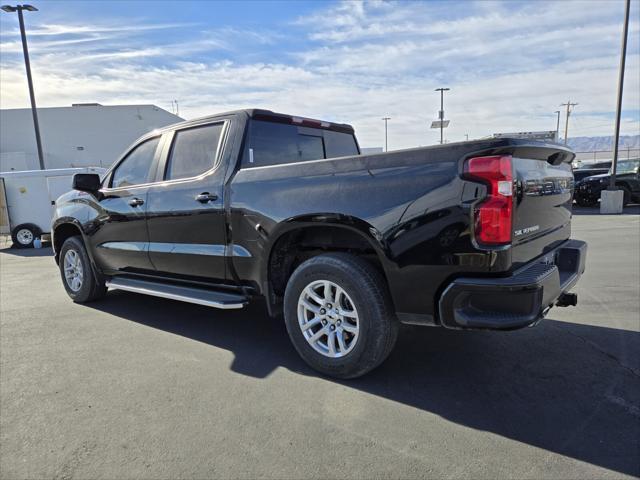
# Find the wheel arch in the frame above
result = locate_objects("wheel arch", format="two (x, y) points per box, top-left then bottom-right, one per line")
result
(52, 219), (90, 265)
(261, 215), (393, 317)
(616, 180), (633, 192)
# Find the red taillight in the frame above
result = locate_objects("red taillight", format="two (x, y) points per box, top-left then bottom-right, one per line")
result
(464, 155), (513, 246)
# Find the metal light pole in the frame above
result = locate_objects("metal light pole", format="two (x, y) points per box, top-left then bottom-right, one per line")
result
(554, 110), (561, 142)
(435, 88), (450, 145)
(609, 0), (631, 191)
(2, 4), (45, 170)
(382, 117), (390, 152)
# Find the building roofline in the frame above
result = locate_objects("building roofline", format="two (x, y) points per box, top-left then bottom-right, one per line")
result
(0, 104), (176, 112)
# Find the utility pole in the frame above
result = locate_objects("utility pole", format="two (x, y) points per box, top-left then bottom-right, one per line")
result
(554, 110), (561, 142)
(381, 117), (391, 152)
(465, 134), (469, 141)
(560, 101), (578, 145)
(2, 4), (45, 170)
(609, 0), (630, 191)
(435, 88), (450, 145)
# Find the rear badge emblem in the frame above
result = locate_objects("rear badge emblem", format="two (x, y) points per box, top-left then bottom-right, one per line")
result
(514, 225), (540, 237)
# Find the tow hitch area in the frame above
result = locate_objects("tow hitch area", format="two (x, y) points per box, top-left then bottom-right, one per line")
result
(556, 292), (578, 307)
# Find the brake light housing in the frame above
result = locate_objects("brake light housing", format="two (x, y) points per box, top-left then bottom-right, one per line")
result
(463, 155), (513, 246)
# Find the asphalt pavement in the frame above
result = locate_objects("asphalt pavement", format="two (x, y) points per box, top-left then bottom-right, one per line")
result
(1, 207), (638, 479)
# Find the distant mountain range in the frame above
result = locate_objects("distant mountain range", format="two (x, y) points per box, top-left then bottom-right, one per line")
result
(567, 135), (639, 152)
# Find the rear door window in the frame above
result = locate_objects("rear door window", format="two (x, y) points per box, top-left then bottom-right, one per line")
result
(111, 137), (160, 188)
(165, 123), (224, 181)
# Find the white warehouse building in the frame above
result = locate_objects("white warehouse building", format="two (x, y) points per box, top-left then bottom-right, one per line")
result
(0, 104), (183, 172)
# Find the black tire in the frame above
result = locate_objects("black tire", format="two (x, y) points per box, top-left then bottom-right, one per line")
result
(59, 236), (107, 303)
(575, 195), (597, 207)
(11, 223), (41, 249)
(621, 186), (631, 207)
(283, 253), (398, 379)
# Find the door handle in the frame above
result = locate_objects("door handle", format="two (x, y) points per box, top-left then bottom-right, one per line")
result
(128, 197), (144, 207)
(195, 192), (218, 203)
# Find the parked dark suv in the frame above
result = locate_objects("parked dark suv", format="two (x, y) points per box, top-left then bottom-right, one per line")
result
(51, 109), (587, 378)
(574, 159), (640, 207)
(573, 162), (611, 183)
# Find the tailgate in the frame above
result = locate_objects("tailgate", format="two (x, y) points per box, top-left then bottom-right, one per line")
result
(510, 156), (574, 269)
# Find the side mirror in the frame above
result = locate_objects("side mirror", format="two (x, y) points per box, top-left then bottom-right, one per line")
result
(73, 173), (101, 193)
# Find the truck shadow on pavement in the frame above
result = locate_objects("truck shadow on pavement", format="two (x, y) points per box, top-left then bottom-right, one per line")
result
(89, 292), (639, 477)
(0, 245), (53, 257)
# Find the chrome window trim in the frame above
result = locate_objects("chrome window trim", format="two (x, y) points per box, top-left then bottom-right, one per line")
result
(101, 120), (229, 193)
(160, 120), (229, 185)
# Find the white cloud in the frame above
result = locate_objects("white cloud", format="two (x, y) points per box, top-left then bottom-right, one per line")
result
(1, 0), (638, 149)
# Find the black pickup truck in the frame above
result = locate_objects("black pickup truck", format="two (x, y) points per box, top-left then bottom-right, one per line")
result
(52, 109), (587, 378)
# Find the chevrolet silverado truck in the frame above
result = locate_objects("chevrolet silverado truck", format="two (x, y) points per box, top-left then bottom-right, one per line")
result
(52, 109), (587, 378)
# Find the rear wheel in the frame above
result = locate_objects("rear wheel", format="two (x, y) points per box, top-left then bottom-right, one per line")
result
(59, 236), (106, 303)
(283, 253), (398, 379)
(575, 195), (597, 207)
(11, 223), (40, 249)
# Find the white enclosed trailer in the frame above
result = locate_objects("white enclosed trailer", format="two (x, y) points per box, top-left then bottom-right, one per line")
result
(0, 167), (105, 248)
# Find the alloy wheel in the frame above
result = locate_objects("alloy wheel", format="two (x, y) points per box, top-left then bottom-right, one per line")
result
(297, 279), (360, 358)
(63, 249), (84, 292)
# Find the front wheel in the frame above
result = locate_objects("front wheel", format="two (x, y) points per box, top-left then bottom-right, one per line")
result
(283, 253), (398, 379)
(59, 236), (106, 303)
(621, 186), (632, 207)
(575, 195), (597, 207)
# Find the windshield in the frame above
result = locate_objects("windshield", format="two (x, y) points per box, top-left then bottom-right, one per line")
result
(610, 159), (639, 175)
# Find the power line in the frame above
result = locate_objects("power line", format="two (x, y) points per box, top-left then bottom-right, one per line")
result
(560, 101), (578, 144)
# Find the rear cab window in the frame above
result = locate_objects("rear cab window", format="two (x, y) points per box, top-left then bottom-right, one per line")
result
(242, 119), (359, 168)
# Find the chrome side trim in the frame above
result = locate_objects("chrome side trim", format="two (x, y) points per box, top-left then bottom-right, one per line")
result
(100, 242), (147, 252)
(105, 281), (245, 309)
(149, 242), (226, 256)
(226, 245), (252, 257)
(98, 241), (252, 257)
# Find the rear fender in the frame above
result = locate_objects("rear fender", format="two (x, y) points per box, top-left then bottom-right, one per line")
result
(260, 213), (392, 314)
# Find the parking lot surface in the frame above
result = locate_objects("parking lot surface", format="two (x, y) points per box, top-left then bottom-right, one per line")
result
(1, 207), (639, 479)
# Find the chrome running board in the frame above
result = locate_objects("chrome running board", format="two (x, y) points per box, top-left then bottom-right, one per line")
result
(106, 277), (247, 309)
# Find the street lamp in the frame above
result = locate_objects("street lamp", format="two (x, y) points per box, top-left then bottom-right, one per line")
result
(609, 0), (631, 192)
(434, 87), (450, 145)
(382, 117), (390, 152)
(2, 4), (45, 170)
(554, 110), (561, 142)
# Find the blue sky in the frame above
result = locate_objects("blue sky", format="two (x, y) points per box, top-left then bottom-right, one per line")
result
(1, 0), (639, 148)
